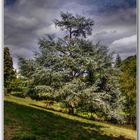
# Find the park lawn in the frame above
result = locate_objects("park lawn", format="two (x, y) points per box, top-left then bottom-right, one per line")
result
(4, 96), (136, 140)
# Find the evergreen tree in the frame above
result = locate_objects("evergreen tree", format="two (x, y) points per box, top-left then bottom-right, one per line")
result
(4, 47), (16, 93)
(115, 54), (122, 67)
(18, 12), (124, 122)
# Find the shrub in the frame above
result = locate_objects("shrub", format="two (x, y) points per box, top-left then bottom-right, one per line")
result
(27, 85), (55, 100)
(11, 91), (25, 98)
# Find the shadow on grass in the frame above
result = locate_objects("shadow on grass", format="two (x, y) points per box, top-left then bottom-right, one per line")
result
(4, 101), (132, 140)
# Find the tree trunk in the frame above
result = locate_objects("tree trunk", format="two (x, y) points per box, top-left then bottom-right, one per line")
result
(68, 107), (74, 114)
(90, 112), (93, 119)
(69, 27), (72, 39)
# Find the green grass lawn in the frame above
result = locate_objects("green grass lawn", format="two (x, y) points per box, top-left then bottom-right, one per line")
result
(4, 96), (136, 140)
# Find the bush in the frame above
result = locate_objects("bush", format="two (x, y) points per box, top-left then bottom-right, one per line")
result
(107, 112), (126, 124)
(27, 85), (55, 100)
(11, 91), (25, 98)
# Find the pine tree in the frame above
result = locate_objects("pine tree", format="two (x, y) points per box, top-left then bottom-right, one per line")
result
(115, 54), (122, 67)
(4, 47), (16, 93)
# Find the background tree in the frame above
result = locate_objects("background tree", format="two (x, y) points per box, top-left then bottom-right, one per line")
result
(4, 47), (16, 94)
(119, 55), (136, 127)
(115, 54), (122, 67)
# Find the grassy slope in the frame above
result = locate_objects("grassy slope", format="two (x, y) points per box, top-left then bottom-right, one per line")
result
(4, 96), (136, 140)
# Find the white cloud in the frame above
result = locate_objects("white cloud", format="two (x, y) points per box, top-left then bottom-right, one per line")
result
(35, 24), (60, 37)
(111, 34), (136, 46)
(16, 16), (38, 27)
(109, 34), (137, 58)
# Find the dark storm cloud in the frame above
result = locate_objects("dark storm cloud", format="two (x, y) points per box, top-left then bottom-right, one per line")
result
(4, 0), (137, 69)
(78, 0), (136, 14)
(4, 0), (17, 6)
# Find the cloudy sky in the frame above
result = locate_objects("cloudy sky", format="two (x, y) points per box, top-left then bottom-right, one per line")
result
(4, 0), (137, 69)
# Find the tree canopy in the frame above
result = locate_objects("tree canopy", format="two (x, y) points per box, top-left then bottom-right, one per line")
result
(54, 12), (94, 39)
(18, 12), (126, 124)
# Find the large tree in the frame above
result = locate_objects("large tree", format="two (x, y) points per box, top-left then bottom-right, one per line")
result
(18, 12), (124, 122)
(4, 47), (16, 93)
